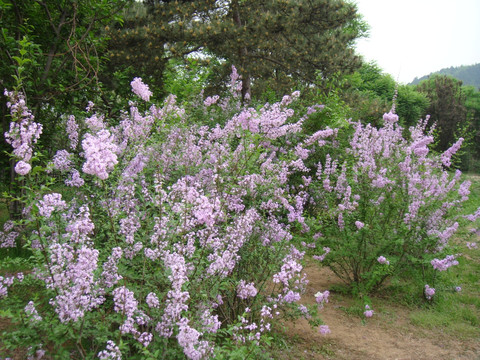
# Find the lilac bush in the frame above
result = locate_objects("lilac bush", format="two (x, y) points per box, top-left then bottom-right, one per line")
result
(304, 110), (473, 293)
(0, 75), (327, 359)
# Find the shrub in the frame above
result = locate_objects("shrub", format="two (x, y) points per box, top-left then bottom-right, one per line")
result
(305, 111), (473, 295)
(0, 72), (330, 359)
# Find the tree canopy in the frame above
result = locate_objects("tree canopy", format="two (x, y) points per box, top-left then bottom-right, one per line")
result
(105, 0), (367, 99)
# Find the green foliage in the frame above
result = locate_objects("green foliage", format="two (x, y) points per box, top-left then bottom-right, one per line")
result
(0, 0), (130, 185)
(416, 75), (469, 152)
(163, 57), (219, 102)
(111, 0), (367, 99)
(342, 62), (429, 127)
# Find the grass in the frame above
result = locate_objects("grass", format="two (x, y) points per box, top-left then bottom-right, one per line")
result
(407, 244), (480, 338)
(374, 173), (480, 338)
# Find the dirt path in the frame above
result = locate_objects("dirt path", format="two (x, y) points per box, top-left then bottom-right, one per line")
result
(279, 265), (480, 360)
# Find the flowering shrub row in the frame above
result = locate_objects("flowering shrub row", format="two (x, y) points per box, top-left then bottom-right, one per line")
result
(1, 67), (478, 358)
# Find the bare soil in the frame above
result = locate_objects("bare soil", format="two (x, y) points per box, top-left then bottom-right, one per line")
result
(277, 264), (480, 360)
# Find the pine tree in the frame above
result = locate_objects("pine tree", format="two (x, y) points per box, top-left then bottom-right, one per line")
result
(105, 0), (366, 99)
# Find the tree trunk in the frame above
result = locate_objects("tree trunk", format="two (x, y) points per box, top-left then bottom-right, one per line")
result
(232, 2), (251, 103)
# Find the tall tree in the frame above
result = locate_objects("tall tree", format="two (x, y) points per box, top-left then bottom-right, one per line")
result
(416, 75), (468, 152)
(105, 0), (366, 100)
(198, 0), (366, 99)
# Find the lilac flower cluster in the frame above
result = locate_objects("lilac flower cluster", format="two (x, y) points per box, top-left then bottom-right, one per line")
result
(424, 284), (435, 300)
(377, 256), (390, 265)
(46, 245), (104, 322)
(204, 95), (219, 107)
(4, 90), (43, 175)
(81, 129), (118, 180)
(237, 280), (258, 299)
(131, 77), (152, 102)
(37, 193), (67, 218)
(466, 242), (478, 250)
(1, 273), (23, 299)
(51, 150), (73, 172)
(98, 340), (122, 360)
(431, 254), (459, 271)
(100, 248), (123, 289)
(24, 301), (42, 323)
(66, 115), (79, 149)
(440, 138), (463, 167)
(363, 304), (374, 318)
(315, 290), (330, 309)
(0, 220), (19, 248)
(319, 325), (331, 335)
(65, 169), (84, 187)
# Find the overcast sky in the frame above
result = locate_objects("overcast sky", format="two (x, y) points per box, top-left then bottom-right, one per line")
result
(353, 0), (480, 84)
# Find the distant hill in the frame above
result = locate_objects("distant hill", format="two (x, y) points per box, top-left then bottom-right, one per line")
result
(409, 63), (480, 88)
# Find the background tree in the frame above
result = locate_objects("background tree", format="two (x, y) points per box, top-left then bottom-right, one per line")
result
(416, 75), (469, 153)
(108, 0), (367, 101)
(462, 85), (480, 171)
(341, 62), (429, 127)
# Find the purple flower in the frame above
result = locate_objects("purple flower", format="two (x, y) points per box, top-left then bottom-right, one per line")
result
(38, 193), (67, 218)
(319, 325), (331, 335)
(383, 111), (398, 124)
(298, 304), (310, 317)
(355, 221), (365, 230)
(425, 284), (435, 300)
(338, 213), (344, 230)
(14, 160), (31, 175)
(455, 286), (462, 292)
(237, 280), (258, 299)
(146, 292), (160, 308)
(52, 150), (73, 172)
(315, 290), (330, 306)
(47, 246), (103, 323)
(65, 169), (84, 187)
(131, 77), (152, 102)
(24, 301), (42, 323)
(98, 340), (121, 360)
(4, 90), (43, 164)
(377, 256), (390, 265)
(431, 255), (459, 271)
(440, 138), (463, 167)
(66, 115), (79, 149)
(204, 95), (219, 107)
(0, 221), (18, 248)
(137, 332), (153, 347)
(112, 286), (138, 318)
(364, 304), (374, 318)
(177, 318), (213, 360)
(81, 129), (118, 180)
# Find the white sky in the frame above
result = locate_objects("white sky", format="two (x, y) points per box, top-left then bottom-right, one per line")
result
(354, 0), (480, 84)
